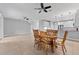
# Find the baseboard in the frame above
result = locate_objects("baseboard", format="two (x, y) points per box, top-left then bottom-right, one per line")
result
(68, 39), (79, 42)
(3, 33), (32, 38)
(0, 37), (2, 39)
(3, 33), (79, 42)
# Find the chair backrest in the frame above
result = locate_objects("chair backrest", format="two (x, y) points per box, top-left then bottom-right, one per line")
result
(47, 29), (53, 36)
(47, 29), (53, 32)
(47, 29), (58, 36)
(33, 29), (39, 38)
(61, 31), (68, 44)
(39, 31), (47, 36)
(52, 30), (58, 36)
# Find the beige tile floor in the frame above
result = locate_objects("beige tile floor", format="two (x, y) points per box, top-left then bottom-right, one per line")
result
(0, 35), (79, 55)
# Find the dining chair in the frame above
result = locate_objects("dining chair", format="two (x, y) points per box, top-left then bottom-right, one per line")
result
(39, 31), (47, 36)
(37, 31), (51, 54)
(47, 29), (58, 36)
(46, 30), (58, 52)
(52, 30), (58, 36)
(56, 31), (68, 55)
(47, 30), (58, 45)
(33, 29), (40, 48)
(40, 30), (58, 54)
(38, 31), (48, 50)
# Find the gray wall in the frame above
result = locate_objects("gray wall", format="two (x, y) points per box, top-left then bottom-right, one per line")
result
(4, 17), (31, 37)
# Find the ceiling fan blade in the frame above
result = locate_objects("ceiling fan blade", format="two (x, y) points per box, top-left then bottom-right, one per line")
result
(34, 8), (42, 10)
(41, 3), (44, 8)
(44, 9), (47, 12)
(45, 6), (51, 9)
(39, 10), (41, 13)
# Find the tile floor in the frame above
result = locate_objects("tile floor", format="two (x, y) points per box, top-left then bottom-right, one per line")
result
(0, 35), (79, 55)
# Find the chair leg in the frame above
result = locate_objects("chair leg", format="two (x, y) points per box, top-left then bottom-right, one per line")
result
(63, 45), (67, 52)
(37, 43), (41, 50)
(34, 42), (38, 48)
(34, 43), (36, 47)
(34, 42), (37, 47)
(62, 46), (65, 55)
(45, 48), (48, 55)
(45, 46), (48, 55)
(42, 44), (48, 55)
(34, 42), (40, 50)
(34, 39), (36, 47)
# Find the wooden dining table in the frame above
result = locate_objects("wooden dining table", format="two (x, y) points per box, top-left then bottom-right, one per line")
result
(39, 34), (57, 53)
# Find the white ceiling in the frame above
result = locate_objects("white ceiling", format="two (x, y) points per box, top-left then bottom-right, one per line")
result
(0, 3), (79, 21)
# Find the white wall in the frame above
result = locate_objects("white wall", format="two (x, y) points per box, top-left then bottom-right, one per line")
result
(0, 14), (3, 38)
(4, 17), (31, 37)
(31, 20), (39, 29)
(75, 9), (79, 27)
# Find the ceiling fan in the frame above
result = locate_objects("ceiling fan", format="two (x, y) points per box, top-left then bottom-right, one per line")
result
(35, 3), (51, 13)
(24, 17), (32, 24)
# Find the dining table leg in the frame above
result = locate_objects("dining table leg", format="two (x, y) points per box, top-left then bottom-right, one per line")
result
(51, 39), (54, 53)
(51, 39), (56, 53)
